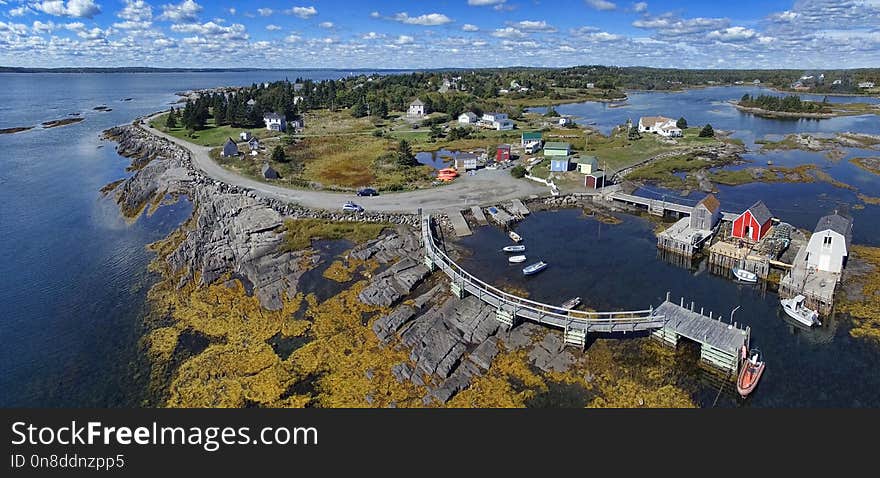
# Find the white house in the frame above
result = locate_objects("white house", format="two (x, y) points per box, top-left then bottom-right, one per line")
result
(482, 112), (507, 123)
(239, 131), (252, 141)
(803, 214), (853, 275)
(558, 117), (573, 127)
(638, 116), (682, 138)
(408, 99), (425, 117)
(858, 82), (876, 89)
(458, 112), (478, 124)
(586, 83), (595, 89)
(263, 112), (286, 132)
(493, 119), (514, 131)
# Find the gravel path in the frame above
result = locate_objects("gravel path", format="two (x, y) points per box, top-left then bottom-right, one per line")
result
(143, 114), (548, 214)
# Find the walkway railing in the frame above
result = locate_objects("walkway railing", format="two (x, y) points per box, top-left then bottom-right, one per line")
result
(422, 213), (666, 333)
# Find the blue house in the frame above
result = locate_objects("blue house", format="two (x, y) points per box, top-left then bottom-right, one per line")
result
(221, 137), (239, 157)
(549, 156), (570, 172)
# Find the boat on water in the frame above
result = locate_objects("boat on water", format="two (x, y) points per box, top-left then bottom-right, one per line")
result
(732, 266), (758, 283)
(736, 348), (765, 398)
(559, 297), (581, 310)
(522, 261), (548, 276)
(780, 295), (821, 327)
(508, 255), (527, 264)
(502, 245), (525, 253)
(508, 231), (522, 242)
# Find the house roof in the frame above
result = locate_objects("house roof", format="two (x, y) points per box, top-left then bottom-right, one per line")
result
(745, 200), (772, 225)
(457, 153), (478, 160)
(544, 142), (571, 150)
(224, 137), (237, 146)
(484, 111), (503, 116)
(460, 112), (477, 118)
(573, 156), (598, 164)
(640, 116), (673, 127)
(814, 214), (852, 236)
(410, 99), (424, 106)
(264, 112), (284, 120)
(522, 132), (542, 140)
(587, 170), (606, 178)
(696, 194), (721, 213)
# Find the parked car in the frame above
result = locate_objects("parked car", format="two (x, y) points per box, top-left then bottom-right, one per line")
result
(342, 201), (364, 213)
(357, 187), (379, 197)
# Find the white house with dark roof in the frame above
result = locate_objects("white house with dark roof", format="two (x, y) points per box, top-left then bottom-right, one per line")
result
(804, 214), (853, 275)
(458, 112), (478, 124)
(408, 99), (425, 117)
(263, 112), (286, 132)
(638, 116), (682, 138)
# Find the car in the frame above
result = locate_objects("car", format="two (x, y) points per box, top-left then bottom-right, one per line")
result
(342, 201), (364, 213)
(357, 187), (379, 197)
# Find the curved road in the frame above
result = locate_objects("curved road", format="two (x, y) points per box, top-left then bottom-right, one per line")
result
(143, 114), (548, 214)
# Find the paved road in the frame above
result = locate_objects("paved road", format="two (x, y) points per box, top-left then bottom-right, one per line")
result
(142, 115), (548, 213)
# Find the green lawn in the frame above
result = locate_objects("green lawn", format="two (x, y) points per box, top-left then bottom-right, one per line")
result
(149, 113), (279, 147)
(583, 127), (725, 173)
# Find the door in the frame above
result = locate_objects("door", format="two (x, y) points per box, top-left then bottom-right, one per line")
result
(819, 254), (831, 271)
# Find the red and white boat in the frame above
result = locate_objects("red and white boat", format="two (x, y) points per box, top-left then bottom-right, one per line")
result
(736, 347), (765, 398)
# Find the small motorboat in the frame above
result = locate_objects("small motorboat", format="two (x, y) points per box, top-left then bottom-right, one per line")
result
(522, 261), (548, 276)
(502, 245), (525, 253)
(560, 297), (581, 310)
(732, 266), (758, 283)
(736, 348), (765, 398)
(780, 295), (821, 327)
(508, 231), (522, 242)
(508, 255), (527, 264)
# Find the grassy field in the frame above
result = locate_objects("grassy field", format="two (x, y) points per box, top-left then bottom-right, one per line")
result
(149, 113), (278, 147)
(280, 219), (390, 252)
(583, 127), (723, 173)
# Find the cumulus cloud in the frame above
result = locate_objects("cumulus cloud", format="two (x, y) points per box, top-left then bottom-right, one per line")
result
(158, 0), (202, 23)
(287, 6), (317, 19)
(585, 0), (617, 11)
(319, 21), (334, 28)
(707, 26), (757, 42)
(510, 20), (557, 33)
(491, 27), (527, 39)
(633, 14), (729, 37)
(265, 24), (281, 31)
(257, 8), (273, 17)
(361, 31), (384, 40)
(392, 12), (453, 26)
(632, 2), (648, 13)
(395, 34), (414, 45)
(33, 0), (102, 19)
(170, 21), (248, 41)
(462, 24), (479, 32)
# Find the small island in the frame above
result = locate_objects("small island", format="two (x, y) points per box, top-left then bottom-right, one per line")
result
(41, 117), (84, 128)
(0, 126), (34, 134)
(734, 93), (879, 119)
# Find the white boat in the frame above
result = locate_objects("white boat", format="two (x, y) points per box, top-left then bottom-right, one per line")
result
(508, 231), (522, 242)
(732, 266), (758, 283)
(780, 295), (821, 327)
(508, 255), (527, 264)
(502, 245), (525, 253)
(523, 261), (548, 276)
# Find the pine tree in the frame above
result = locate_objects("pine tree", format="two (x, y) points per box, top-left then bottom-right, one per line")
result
(699, 124), (715, 138)
(271, 145), (287, 163)
(676, 117), (688, 129)
(165, 108), (177, 128)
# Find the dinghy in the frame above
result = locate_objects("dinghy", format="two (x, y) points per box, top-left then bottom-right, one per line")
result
(522, 261), (548, 276)
(732, 266), (758, 283)
(780, 295), (821, 327)
(508, 231), (522, 242)
(508, 255), (527, 264)
(559, 297), (581, 310)
(736, 348), (765, 398)
(502, 245), (525, 253)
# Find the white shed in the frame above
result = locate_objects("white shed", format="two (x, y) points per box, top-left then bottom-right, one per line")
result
(803, 214), (852, 275)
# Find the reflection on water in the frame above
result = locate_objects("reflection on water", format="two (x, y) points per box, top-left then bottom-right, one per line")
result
(455, 209), (880, 407)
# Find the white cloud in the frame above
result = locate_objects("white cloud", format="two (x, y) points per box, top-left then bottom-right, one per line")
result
(32, 20), (56, 33)
(369, 11), (380, 18)
(265, 24), (281, 31)
(468, 0), (505, 5)
(585, 0), (617, 11)
(395, 34), (414, 45)
(170, 21), (248, 41)
(392, 12), (453, 26)
(287, 6), (317, 19)
(158, 0), (202, 23)
(707, 26), (757, 42)
(285, 33), (301, 42)
(257, 8), (273, 17)
(319, 21), (334, 28)
(462, 24), (479, 32)
(9, 6), (32, 16)
(491, 27), (527, 39)
(633, 2), (648, 13)
(510, 20), (557, 32)
(361, 31), (384, 40)
(33, 0), (102, 19)
(228, 8), (236, 15)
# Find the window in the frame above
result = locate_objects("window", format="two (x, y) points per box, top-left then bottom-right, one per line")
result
(823, 235), (832, 247)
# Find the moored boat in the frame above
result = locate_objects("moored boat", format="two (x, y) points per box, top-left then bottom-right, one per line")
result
(736, 348), (765, 398)
(508, 255), (527, 264)
(732, 266), (758, 283)
(508, 230), (522, 242)
(780, 295), (821, 327)
(522, 261), (548, 276)
(560, 297), (581, 310)
(502, 245), (525, 253)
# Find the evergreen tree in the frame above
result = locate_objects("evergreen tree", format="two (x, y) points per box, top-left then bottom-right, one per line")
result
(676, 117), (688, 129)
(271, 145), (287, 163)
(699, 124), (715, 137)
(396, 140), (416, 167)
(165, 108), (177, 128)
(628, 125), (641, 140)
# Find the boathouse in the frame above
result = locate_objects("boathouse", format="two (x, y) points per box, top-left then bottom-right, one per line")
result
(657, 194), (719, 258)
(221, 137), (239, 157)
(803, 213), (852, 275)
(732, 201), (773, 243)
(584, 170), (605, 189)
(496, 144), (512, 162)
(690, 194), (722, 231)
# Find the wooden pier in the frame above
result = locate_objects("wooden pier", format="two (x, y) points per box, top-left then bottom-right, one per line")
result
(609, 192), (738, 222)
(510, 199), (531, 216)
(652, 294), (750, 374)
(486, 205), (516, 226)
(470, 206), (488, 225)
(445, 209), (472, 237)
(422, 213), (753, 376)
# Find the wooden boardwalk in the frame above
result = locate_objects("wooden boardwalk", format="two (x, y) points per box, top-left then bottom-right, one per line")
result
(470, 206), (488, 225)
(510, 199), (530, 216)
(445, 209), (472, 237)
(609, 192), (738, 222)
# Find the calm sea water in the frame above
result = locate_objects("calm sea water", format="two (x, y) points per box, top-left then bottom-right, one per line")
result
(1, 76), (877, 407)
(456, 209), (880, 407)
(0, 70), (388, 407)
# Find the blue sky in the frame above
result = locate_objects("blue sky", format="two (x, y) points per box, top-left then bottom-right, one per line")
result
(1, 1), (879, 69)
